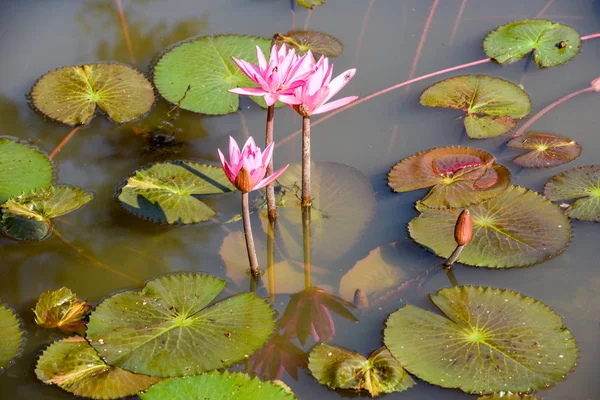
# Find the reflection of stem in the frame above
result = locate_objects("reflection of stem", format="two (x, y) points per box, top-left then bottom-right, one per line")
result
(53, 228), (140, 284)
(352, 0), (375, 68)
(512, 86), (594, 137)
(444, 267), (459, 287)
(265, 105), (277, 221)
(535, 0), (554, 18)
(406, 0), (439, 90)
(303, 9), (312, 30)
(301, 116), (311, 207)
(49, 127), (81, 160)
(302, 206), (312, 288)
(290, 0), (296, 29)
(242, 192), (260, 278)
(443, 244), (465, 267)
(449, 0), (467, 46)
(115, 0), (135, 65)
(267, 220), (276, 302)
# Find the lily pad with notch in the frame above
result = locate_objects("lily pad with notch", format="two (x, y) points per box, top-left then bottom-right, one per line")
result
(34, 287), (91, 335)
(408, 185), (571, 268)
(31, 63), (155, 126)
(1, 186), (93, 241)
(86, 273), (275, 377)
(420, 75), (531, 139)
(384, 286), (578, 394)
(309, 344), (415, 397)
(544, 164), (600, 222)
(507, 132), (581, 168)
(36, 336), (160, 399)
(484, 19), (581, 67)
(0, 303), (24, 373)
(273, 30), (343, 57)
(388, 146), (510, 208)
(117, 161), (235, 224)
(139, 371), (296, 400)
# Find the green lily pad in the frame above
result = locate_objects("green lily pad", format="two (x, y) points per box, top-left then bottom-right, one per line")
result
(0, 303), (24, 373)
(544, 165), (600, 222)
(507, 132), (581, 168)
(308, 344), (415, 397)
(0, 138), (53, 204)
(296, 0), (325, 9)
(388, 146), (510, 208)
(31, 63), (155, 126)
(86, 273), (275, 377)
(478, 395), (539, 400)
(1, 186), (93, 240)
(408, 185), (571, 268)
(274, 30), (343, 57)
(117, 161), (235, 224)
(484, 19), (581, 67)
(140, 371), (296, 400)
(262, 162), (375, 262)
(34, 287), (91, 335)
(153, 35), (272, 115)
(384, 286), (578, 394)
(420, 75), (531, 139)
(36, 336), (160, 399)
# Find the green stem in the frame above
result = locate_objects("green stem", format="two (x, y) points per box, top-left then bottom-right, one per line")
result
(265, 105), (277, 221)
(242, 192), (260, 278)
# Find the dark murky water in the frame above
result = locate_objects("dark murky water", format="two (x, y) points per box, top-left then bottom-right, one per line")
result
(0, 0), (598, 399)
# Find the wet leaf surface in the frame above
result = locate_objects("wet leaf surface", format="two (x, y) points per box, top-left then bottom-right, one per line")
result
(274, 30), (342, 57)
(544, 164), (600, 221)
(34, 287), (91, 335)
(507, 132), (581, 168)
(0, 303), (23, 373)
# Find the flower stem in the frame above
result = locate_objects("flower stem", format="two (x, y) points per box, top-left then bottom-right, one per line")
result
(302, 206), (312, 288)
(443, 244), (465, 267)
(302, 116), (311, 207)
(115, 0), (135, 65)
(242, 192), (260, 278)
(265, 105), (278, 221)
(49, 127), (81, 160)
(512, 86), (594, 137)
(266, 220), (276, 302)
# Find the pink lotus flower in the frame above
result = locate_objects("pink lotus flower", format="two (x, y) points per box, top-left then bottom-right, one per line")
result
(291, 56), (358, 117)
(228, 44), (314, 106)
(218, 136), (288, 193)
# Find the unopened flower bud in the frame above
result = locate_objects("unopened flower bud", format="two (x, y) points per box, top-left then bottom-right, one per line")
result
(454, 209), (473, 246)
(235, 167), (253, 193)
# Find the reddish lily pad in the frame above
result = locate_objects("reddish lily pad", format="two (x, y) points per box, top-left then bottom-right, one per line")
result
(544, 165), (600, 222)
(388, 146), (510, 208)
(34, 287), (90, 335)
(507, 132), (581, 168)
(274, 30), (343, 57)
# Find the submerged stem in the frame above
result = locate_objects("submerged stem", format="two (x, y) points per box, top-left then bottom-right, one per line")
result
(115, 0), (135, 65)
(302, 206), (312, 288)
(241, 192), (260, 278)
(302, 116), (311, 207)
(49, 127), (81, 160)
(265, 105), (277, 221)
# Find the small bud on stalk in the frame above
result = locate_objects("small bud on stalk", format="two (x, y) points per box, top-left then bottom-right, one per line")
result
(444, 209), (473, 267)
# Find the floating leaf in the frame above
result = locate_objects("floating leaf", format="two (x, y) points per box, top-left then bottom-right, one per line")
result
(420, 75), (531, 139)
(478, 395), (540, 400)
(262, 162), (375, 261)
(274, 30), (343, 57)
(1, 186), (92, 240)
(388, 146), (510, 208)
(0, 303), (24, 373)
(384, 286), (578, 394)
(139, 371), (296, 400)
(309, 344), (415, 397)
(544, 165), (600, 222)
(31, 63), (155, 126)
(34, 287), (91, 335)
(409, 185), (571, 268)
(153, 35), (272, 115)
(36, 336), (160, 399)
(0, 138), (53, 204)
(507, 132), (581, 168)
(87, 273), (275, 377)
(484, 19), (581, 67)
(117, 161), (235, 224)
(296, 0), (325, 9)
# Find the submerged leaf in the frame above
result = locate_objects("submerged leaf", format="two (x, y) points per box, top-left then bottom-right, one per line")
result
(0, 138), (53, 204)
(0, 303), (24, 373)
(484, 19), (581, 67)
(544, 165), (600, 222)
(409, 185), (571, 268)
(250, 333), (308, 381)
(139, 371), (296, 400)
(31, 63), (155, 126)
(36, 336), (160, 399)
(34, 287), (91, 335)
(420, 75), (531, 139)
(507, 132), (581, 168)
(384, 286), (578, 394)
(274, 30), (343, 57)
(153, 35), (272, 115)
(86, 273), (275, 377)
(309, 344), (415, 397)
(388, 146), (510, 208)
(117, 161), (235, 224)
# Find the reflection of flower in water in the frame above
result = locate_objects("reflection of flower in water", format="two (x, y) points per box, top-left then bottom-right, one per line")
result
(278, 287), (357, 345)
(250, 333), (307, 381)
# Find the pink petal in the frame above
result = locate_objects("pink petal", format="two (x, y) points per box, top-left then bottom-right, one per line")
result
(231, 57), (263, 85)
(276, 94), (302, 105)
(253, 164), (289, 191)
(217, 148), (236, 185)
(323, 69), (356, 103)
(264, 93), (278, 106)
(228, 136), (241, 166)
(313, 95), (358, 115)
(262, 142), (274, 167)
(228, 87), (269, 96)
(304, 86), (330, 115)
(241, 136), (257, 160)
(256, 46), (267, 71)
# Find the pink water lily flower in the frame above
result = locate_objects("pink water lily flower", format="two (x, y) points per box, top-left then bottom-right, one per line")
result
(228, 44), (314, 106)
(218, 136), (288, 193)
(291, 55), (358, 117)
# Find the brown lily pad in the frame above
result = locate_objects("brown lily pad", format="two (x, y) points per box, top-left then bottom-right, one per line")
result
(507, 132), (581, 168)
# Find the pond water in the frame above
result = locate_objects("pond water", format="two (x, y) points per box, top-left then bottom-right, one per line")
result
(0, 0), (599, 399)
